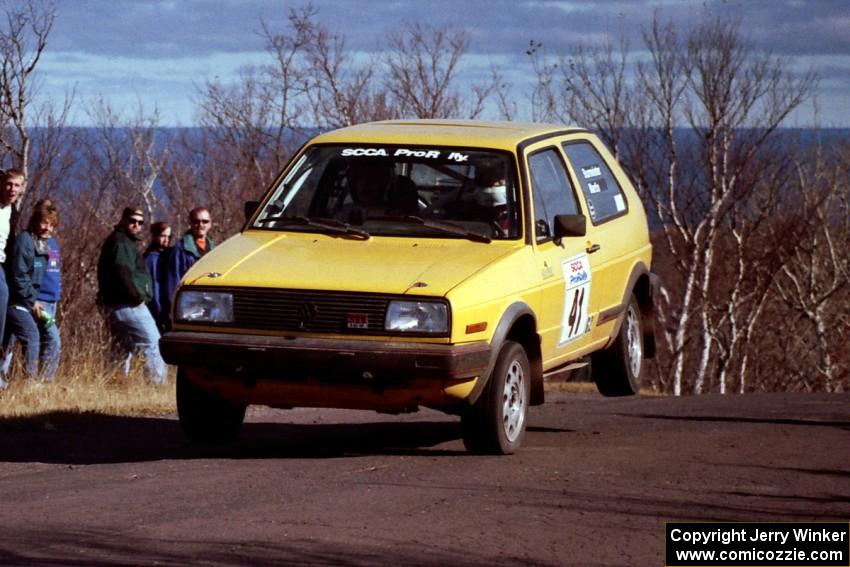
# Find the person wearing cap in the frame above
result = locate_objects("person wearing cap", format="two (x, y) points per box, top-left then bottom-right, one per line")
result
(96, 206), (167, 384)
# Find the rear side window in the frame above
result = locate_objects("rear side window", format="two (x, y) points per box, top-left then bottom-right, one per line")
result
(528, 148), (580, 242)
(562, 142), (627, 224)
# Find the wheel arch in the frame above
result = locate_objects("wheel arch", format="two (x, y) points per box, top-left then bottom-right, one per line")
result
(604, 262), (659, 359)
(632, 268), (660, 359)
(467, 301), (544, 407)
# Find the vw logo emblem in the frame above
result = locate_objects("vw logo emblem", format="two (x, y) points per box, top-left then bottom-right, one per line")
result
(298, 302), (319, 328)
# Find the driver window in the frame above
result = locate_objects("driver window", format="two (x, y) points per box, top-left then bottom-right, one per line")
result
(528, 148), (580, 242)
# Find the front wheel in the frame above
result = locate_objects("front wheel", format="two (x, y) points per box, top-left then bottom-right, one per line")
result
(592, 295), (643, 397)
(461, 340), (531, 454)
(176, 367), (246, 444)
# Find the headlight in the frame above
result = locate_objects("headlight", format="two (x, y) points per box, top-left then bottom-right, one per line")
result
(175, 290), (234, 323)
(385, 300), (448, 334)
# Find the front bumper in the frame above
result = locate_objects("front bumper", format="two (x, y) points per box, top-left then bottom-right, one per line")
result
(160, 331), (491, 380)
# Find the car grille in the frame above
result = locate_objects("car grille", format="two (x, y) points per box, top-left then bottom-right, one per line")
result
(226, 287), (391, 334)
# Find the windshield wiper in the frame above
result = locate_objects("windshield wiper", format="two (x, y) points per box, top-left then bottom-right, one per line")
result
(387, 215), (492, 243)
(256, 215), (370, 239)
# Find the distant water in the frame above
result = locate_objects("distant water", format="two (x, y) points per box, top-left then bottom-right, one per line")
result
(10, 126), (849, 224)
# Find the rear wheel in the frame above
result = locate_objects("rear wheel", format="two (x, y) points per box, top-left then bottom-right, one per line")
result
(593, 295), (643, 397)
(176, 367), (246, 444)
(461, 340), (530, 454)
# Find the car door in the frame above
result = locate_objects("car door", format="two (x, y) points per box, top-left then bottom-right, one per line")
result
(560, 137), (637, 343)
(525, 145), (597, 369)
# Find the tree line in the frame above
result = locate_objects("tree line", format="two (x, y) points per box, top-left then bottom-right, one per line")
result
(2, 1), (847, 393)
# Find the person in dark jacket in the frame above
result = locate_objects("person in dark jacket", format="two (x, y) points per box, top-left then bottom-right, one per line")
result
(144, 221), (171, 331)
(97, 207), (166, 384)
(161, 207), (215, 329)
(5, 206), (61, 381)
(2, 198), (63, 379)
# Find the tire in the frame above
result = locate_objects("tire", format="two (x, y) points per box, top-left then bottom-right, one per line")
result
(592, 295), (643, 397)
(461, 340), (531, 455)
(176, 367), (246, 444)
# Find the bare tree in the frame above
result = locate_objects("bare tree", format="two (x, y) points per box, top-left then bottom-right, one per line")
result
(626, 16), (817, 395)
(769, 144), (850, 391)
(197, 6), (313, 175)
(674, 17), (815, 394)
(83, 99), (166, 220)
(191, 6), (321, 235)
(385, 22), (497, 120)
(295, 10), (394, 128)
(24, 95), (76, 199)
(530, 12), (818, 394)
(528, 36), (634, 159)
(0, 0), (56, 181)
(190, 9), (507, 235)
(195, 66), (292, 218)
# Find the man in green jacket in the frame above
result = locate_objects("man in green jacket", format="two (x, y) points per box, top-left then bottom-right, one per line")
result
(97, 207), (167, 384)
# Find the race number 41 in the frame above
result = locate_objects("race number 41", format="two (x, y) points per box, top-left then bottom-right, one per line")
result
(559, 254), (592, 346)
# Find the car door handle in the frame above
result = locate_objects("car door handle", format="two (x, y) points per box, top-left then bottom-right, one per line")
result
(586, 243), (601, 254)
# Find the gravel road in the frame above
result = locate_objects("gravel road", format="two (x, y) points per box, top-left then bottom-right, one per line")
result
(1, 390), (848, 566)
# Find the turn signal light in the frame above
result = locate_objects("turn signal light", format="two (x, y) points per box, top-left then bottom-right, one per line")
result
(465, 322), (488, 334)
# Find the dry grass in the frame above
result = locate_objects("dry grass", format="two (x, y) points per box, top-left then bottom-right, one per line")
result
(544, 378), (667, 396)
(544, 380), (600, 393)
(0, 377), (176, 419)
(0, 349), (176, 419)
(2, 379), (591, 419)
(0, 340), (663, 419)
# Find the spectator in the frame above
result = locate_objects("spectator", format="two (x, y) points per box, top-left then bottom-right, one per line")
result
(0, 169), (25, 389)
(144, 221), (171, 331)
(5, 206), (61, 381)
(162, 207), (216, 328)
(34, 199), (61, 329)
(96, 206), (167, 384)
(1, 198), (62, 379)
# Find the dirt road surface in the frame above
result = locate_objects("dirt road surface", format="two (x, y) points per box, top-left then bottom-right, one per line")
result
(1, 391), (848, 566)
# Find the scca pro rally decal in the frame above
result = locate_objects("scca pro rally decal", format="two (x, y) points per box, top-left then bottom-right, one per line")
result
(559, 253), (592, 346)
(340, 148), (469, 162)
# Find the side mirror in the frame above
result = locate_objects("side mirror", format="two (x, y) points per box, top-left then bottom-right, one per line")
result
(553, 214), (586, 239)
(244, 200), (259, 222)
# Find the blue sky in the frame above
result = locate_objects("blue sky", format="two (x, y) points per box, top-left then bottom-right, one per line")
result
(34, 0), (850, 126)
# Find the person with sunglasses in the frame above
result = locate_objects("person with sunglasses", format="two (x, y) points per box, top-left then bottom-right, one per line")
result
(161, 207), (216, 329)
(96, 206), (167, 384)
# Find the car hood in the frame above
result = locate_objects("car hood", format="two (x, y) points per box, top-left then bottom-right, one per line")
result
(181, 230), (520, 297)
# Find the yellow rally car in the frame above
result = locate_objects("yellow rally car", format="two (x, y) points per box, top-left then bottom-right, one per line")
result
(160, 120), (658, 454)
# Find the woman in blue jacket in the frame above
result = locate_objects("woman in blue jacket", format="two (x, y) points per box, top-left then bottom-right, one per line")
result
(6, 206), (61, 381)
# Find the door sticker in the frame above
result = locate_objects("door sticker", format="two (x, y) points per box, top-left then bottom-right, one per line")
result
(614, 194), (626, 212)
(581, 165), (601, 179)
(559, 253), (592, 346)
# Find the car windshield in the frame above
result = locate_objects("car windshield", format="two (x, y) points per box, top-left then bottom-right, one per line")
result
(253, 145), (520, 240)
